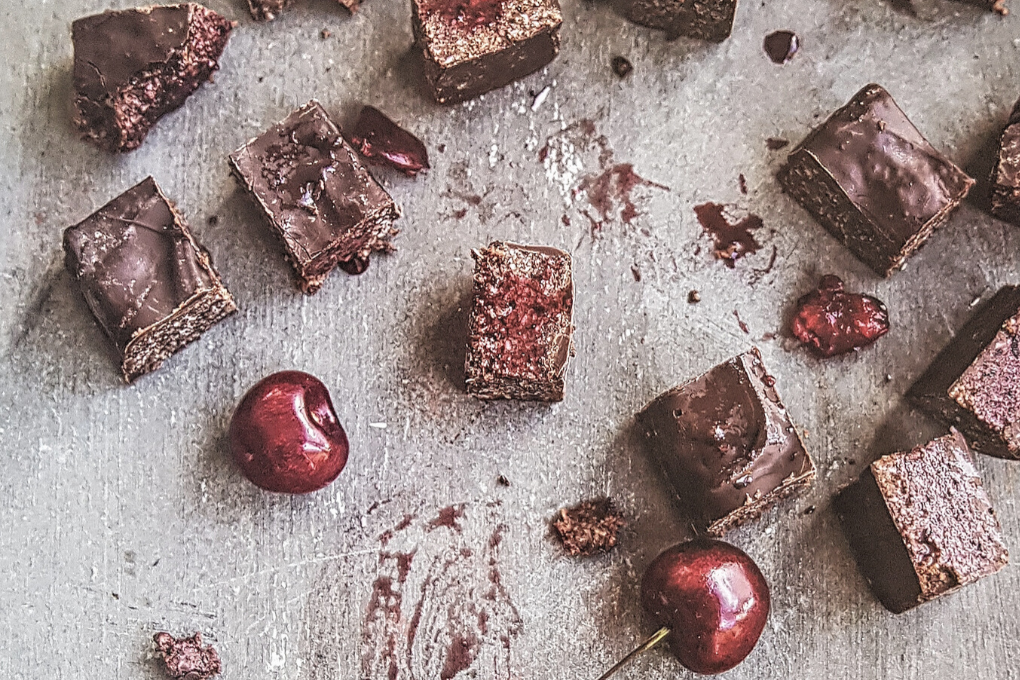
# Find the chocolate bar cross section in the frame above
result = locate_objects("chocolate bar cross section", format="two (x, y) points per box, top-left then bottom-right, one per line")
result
(63, 176), (237, 382)
(229, 101), (400, 294)
(779, 84), (973, 276)
(637, 349), (815, 536)
(465, 242), (574, 402)
(835, 430), (1008, 613)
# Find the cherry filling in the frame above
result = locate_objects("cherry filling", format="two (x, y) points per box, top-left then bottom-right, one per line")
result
(349, 106), (430, 177)
(790, 275), (890, 357)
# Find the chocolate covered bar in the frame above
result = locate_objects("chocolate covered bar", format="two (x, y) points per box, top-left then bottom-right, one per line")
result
(246, 0), (360, 21)
(620, 0), (738, 42)
(637, 349), (815, 536)
(990, 98), (1020, 226)
(411, 0), (563, 104)
(229, 101), (400, 294)
(779, 84), (973, 277)
(72, 3), (233, 152)
(465, 242), (573, 401)
(907, 286), (1020, 460)
(835, 430), (1008, 614)
(63, 177), (237, 382)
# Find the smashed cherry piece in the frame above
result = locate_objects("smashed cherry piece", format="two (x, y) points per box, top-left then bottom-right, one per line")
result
(790, 275), (890, 357)
(229, 371), (349, 494)
(349, 106), (430, 177)
(153, 632), (221, 680)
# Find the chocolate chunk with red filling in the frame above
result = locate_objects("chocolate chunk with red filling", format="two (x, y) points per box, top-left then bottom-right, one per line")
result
(552, 498), (626, 556)
(778, 84), (973, 277)
(637, 349), (815, 536)
(991, 98), (1020, 226)
(465, 242), (574, 401)
(228, 101), (400, 294)
(790, 275), (890, 357)
(63, 177), (236, 382)
(835, 430), (1008, 614)
(72, 3), (233, 152)
(153, 631), (222, 679)
(907, 286), (1020, 460)
(412, 0), (563, 104)
(620, 0), (738, 43)
(349, 106), (430, 177)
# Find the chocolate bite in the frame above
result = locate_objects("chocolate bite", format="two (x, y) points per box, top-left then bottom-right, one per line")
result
(990, 98), (1020, 226)
(637, 349), (815, 536)
(411, 0), (563, 104)
(778, 84), (973, 277)
(63, 177), (236, 383)
(465, 242), (573, 401)
(154, 631), (221, 679)
(552, 498), (626, 556)
(72, 3), (233, 152)
(620, 0), (738, 43)
(907, 286), (1020, 460)
(229, 101), (400, 294)
(835, 430), (1008, 614)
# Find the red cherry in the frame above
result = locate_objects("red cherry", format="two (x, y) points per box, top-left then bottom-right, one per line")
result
(790, 275), (890, 357)
(229, 371), (349, 494)
(640, 539), (770, 675)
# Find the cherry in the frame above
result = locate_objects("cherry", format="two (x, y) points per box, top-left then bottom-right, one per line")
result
(790, 275), (890, 357)
(597, 539), (769, 678)
(229, 371), (349, 494)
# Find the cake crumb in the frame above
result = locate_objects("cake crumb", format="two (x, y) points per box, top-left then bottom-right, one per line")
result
(552, 498), (626, 556)
(688, 290), (701, 303)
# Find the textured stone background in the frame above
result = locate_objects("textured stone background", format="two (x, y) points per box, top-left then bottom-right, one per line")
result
(2, 0), (1020, 678)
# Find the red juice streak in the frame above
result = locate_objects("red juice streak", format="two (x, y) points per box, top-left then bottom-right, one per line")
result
(733, 310), (750, 334)
(694, 202), (763, 267)
(578, 163), (669, 225)
(441, 633), (481, 679)
(428, 504), (466, 532)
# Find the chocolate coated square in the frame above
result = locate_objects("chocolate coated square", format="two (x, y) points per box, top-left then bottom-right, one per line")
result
(72, 3), (233, 152)
(991, 98), (1020, 227)
(63, 177), (237, 382)
(465, 242), (573, 401)
(620, 0), (738, 42)
(779, 84), (973, 277)
(907, 286), (1020, 459)
(229, 101), (400, 294)
(835, 431), (1008, 613)
(637, 349), (815, 536)
(412, 0), (562, 104)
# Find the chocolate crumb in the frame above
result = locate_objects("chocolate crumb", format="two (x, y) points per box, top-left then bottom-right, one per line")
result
(320, 28), (331, 39)
(437, 143), (446, 153)
(766, 137), (789, 151)
(631, 265), (642, 281)
(497, 475), (510, 487)
(738, 173), (748, 195)
(206, 215), (218, 226)
(339, 256), (370, 276)
(688, 290), (701, 303)
(552, 498), (626, 556)
(153, 632), (221, 680)
(611, 56), (633, 78)
(804, 505), (816, 515)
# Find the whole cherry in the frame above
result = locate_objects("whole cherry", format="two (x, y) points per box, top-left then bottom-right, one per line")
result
(596, 539), (770, 678)
(229, 371), (349, 494)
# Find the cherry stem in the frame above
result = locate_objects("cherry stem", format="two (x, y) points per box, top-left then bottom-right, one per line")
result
(595, 627), (671, 680)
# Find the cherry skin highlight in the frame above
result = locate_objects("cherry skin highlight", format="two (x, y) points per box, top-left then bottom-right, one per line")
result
(229, 371), (349, 494)
(640, 539), (770, 675)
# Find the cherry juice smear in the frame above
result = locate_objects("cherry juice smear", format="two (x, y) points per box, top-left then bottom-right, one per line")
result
(694, 202), (763, 267)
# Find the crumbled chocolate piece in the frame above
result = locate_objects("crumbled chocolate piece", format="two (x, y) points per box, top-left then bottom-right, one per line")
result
(611, 56), (633, 78)
(349, 106), (430, 177)
(621, 0), (738, 42)
(153, 632), (221, 680)
(71, 3), (233, 152)
(497, 474), (510, 486)
(552, 498), (626, 556)
(763, 30), (799, 64)
(766, 137), (789, 151)
(688, 290), (701, 303)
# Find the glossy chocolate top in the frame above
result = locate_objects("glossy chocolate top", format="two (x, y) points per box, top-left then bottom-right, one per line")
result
(871, 430), (1008, 596)
(63, 176), (214, 351)
(229, 101), (393, 266)
(72, 4), (193, 101)
(639, 350), (812, 523)
(799, 84), (973, 243)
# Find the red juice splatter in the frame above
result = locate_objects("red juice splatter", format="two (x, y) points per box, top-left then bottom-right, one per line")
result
(694, 202), (763, 267)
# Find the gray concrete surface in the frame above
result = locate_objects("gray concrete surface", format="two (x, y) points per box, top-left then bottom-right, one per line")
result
(2, 0), (1020, 678)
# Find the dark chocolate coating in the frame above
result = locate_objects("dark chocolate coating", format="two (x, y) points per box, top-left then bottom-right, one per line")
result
(72, 3), (233, 152)
(836, 431), (1008, 613)
(63, 177), (236, 381)
(990, 98), (1020, 227)
(637, 349), (815, 536)
(619, 0), (737, 42)
(908, 286), (1020, 459)
(412, 0), (562, 104)
(779, 84), (973, 276)
(229, 101), (400, 294)
(465, 242), (574, 402)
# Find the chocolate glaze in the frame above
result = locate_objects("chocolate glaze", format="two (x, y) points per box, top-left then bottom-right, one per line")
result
(621, 0), (738, 43)
(638, 349), (815, 535)
(63, 177), (216, 350)
(229, 101), (399, 293)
